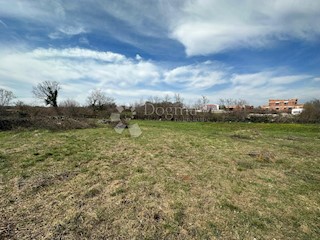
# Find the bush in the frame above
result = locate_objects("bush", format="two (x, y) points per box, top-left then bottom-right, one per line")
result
(0, 117), (97, 131)
(298, 99), (320, 123)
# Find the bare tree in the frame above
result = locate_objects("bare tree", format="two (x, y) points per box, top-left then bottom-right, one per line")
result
(225, 98), (234, 107)
(219, 98), (226, 109)
(220, 98), (248, 107)
(87, 89), (114, 109)
(147, 96), (161, 104)
(154, 96), (161, 103)
(60, 99), (80, 108)
(299, 99), (320, 123)
(15, 100), (26, 107)
(174, 93), (184, 105)
(201, 95), (209, 105)
(60, 99), (80, 117)
(32, 81), (61, 107)
(194, 99), (202, 109)
(0, 88), (15, 107)
(163, 94), (171, 103)
(194, 96), (209, 111)
(133, 97), (145, 107)
(147, 96), (154, 103)
(237, 99), (248, 106)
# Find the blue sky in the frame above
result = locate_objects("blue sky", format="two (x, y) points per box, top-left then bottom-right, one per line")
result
(0, 0), (319, 106)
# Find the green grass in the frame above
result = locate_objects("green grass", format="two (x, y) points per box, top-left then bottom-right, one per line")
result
(0, 121), (319, 239)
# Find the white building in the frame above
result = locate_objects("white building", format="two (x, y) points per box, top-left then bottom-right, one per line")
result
(203, 104), (219, 111)
(291, 108), (304, 115)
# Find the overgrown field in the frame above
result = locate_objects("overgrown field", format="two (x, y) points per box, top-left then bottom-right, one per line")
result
(0, 121), (319, 239)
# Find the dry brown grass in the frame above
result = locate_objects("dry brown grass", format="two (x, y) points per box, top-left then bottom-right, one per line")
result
(0, 121), (319, 239)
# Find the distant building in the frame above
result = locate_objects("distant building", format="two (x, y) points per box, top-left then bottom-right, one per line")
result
(291, 108), (304, 115)
(203, 104), (219, 111)
(195, 104), (220, 113)
(262, 99), (304, 112)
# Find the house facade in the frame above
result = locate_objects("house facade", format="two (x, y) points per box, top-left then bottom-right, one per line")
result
(203, 104), (219, 111)
(262, 99), (304, 111)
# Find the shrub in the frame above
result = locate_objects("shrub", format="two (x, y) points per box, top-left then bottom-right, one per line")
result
(298, 99), (320, 123)
(0, 117), (96, 131)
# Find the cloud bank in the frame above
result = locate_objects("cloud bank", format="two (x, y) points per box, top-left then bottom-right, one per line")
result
(0, 47), (317, 105)
(171, 0), (320, 55)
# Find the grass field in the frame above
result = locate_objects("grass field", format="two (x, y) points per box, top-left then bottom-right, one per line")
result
(0, 121), (319, 239)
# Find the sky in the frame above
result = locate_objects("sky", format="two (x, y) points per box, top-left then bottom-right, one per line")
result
(0, 0), (319, 106)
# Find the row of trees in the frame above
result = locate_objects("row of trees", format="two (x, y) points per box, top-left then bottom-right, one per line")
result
(1, 81), (209, 110)
(1, 81), (320, 123)
(32, 81), (117, 109)
(0, 81), (116, 109)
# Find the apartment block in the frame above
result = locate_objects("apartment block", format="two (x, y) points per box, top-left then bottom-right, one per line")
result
(263, 98), (304, 111)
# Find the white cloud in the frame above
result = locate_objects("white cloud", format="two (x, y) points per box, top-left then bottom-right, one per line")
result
(58, 26), (86, 35)
(0, 19), (7, 28)
(269, 75), (312, 85)
(96, 0), (181, 38)
(170, 0), (320, 55)
(231, 71), (312, 87)
(56, 1), (318, 55)
(0, 47), (318, 106)
(0, 0), (65, 24)
(0, 1), (318, 106)
(0, 48), (230, 97)
(31, 48), (126, 62)
(135, 54), (142, 61)
(0, 47), (162, 103)
(49, 26), (87, 39)
(2, 1), (319, 56)
(47, 32), (66, 40)
(164, 61), (227, 89)
(231, 72), (272, 87)
(0, 0), (173, 48)
(79, 37), (90, 45)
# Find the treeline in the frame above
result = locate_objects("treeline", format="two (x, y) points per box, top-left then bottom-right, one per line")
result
(0, 81), (320, 131)
(132, 104), (300, 123)
(0, 82), (118, 130)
